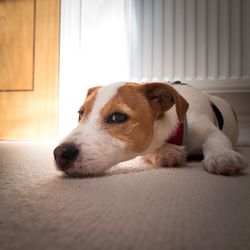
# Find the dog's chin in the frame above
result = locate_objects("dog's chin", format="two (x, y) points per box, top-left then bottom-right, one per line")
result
(63, 162), (110, 178)
(64, 170), (86, 178)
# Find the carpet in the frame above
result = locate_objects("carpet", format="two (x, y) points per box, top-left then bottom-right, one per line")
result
(0, 142), (250, 250)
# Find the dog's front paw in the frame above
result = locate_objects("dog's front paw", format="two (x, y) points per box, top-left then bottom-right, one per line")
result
(160, 146), (187, 167)
(203, 150), (247, 175)
(144, 145), (187, 168)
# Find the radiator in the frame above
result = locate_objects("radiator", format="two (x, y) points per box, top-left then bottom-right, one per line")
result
(128, 0), (250, 91)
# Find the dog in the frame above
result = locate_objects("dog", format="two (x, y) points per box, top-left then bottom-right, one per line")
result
(54, 81), (246, 176)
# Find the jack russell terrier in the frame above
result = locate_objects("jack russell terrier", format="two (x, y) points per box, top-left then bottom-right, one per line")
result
(54, 81), (246, 176)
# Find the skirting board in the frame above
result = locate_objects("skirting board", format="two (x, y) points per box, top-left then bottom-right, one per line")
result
(186, 79), (250, 93)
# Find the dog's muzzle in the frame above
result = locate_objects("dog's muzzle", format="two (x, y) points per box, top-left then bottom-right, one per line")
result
(54, 143), (79, 171)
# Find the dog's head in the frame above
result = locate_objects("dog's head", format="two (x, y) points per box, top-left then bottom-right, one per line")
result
(54, 82), (188, 176)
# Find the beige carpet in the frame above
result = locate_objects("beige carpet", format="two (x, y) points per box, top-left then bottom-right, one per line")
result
(0, 142), (250, 250)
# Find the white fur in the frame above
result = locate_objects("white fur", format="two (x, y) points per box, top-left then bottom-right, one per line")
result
(90, 82), (126, 121)
(164, 84), (245, 174)
(61, 82), (137, 175)
(62, 121), (128, 175)
(142, 107), (178, 154)
(57, 82), (246, 176)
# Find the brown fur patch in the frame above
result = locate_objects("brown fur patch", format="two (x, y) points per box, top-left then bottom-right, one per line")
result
(100, 84), (155, 153)
(79, 82), (188, 155)
(140, 82), (189, 122)
(78, 87), (101, 122)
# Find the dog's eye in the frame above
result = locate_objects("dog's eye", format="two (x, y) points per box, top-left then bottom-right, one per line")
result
(106, 112), (128, 124)
(78, 110), (84, 121)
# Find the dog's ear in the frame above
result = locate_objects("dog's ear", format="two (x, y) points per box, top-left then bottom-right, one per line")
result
(140, 82), (189, 122)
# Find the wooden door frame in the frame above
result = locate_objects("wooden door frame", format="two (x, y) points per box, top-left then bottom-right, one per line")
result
(0, 0), (60, 140)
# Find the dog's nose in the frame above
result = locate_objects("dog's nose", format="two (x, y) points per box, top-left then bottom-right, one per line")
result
(54, 143), (79, 171)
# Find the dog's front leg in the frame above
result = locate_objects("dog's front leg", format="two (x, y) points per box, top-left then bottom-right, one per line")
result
(144, 144), (187, 168)
(202, 129), (247, 175)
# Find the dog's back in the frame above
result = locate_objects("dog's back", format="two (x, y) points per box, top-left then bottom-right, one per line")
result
(173, 84), (239, 154)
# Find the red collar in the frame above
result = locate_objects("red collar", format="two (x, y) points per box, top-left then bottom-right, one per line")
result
(167, 122), (184, 146)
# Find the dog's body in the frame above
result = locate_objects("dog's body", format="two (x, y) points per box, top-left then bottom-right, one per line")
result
(54, 82), (246, 176)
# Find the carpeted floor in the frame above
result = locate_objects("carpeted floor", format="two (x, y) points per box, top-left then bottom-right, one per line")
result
(0, 142), (250, 250)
